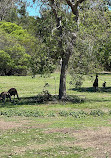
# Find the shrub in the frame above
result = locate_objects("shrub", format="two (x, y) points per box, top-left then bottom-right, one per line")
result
(90, 109), (104, 117)
(37, 90), (52, 103)
(0, 109), (44, 117)
(59, 111), (69, 117)
(47, 111), (56, 117)
(70, 110), (88, 118)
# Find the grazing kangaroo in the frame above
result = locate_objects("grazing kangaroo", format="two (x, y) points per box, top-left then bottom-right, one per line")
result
(93, 75), (98, 91)
(0, 92), (11, 103)
(103, 81), (106, 88)
(8, 88), (19, 101)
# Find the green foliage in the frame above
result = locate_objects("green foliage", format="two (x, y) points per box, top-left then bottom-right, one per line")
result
(69, 111), (88, 118)
(0, 50), (12, 65)
(0, 21), (33, 75)
(0, 109), (44, 117)
(0, 50), (12, 75)
(18, 3), (27, 17)
(59, 111), (69, 117)
(29, 41), (56, 76)
(5, 44), (31, 74)
(0, 22), (22, 34)
(90, 110), (105, 117)
(78, 5), (111, 71)
(47, 111), (56, 117)
(36, 90), (52, 103)
(28, 11), (59, 76)
(0, 21), (34, 45)
(59, 110), (88, 118)
(0, 21), (55, 76)
(0, 108), (107, 118)
(5, 8), (19, 23)
(68, 3), (111, 86)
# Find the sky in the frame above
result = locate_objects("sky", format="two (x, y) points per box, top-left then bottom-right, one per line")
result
(26, 0), (41, 17)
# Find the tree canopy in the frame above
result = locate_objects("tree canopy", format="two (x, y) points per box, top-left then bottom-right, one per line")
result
(0, 22), (31, 75)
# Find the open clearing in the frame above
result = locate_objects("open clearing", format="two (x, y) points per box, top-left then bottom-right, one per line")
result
(0, 73), (111, 158)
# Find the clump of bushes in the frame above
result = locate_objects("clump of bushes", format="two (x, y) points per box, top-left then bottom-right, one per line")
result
(36, 90), (52, 103)
(59, 111), (69, 117)
(0, 109), (107, 118)
(90, 109), (105, 117)
(0, 109), (44, 117)
(70, 110), (88, 118)
(59, 110), (88, 118)
(47, 111), (56, 117)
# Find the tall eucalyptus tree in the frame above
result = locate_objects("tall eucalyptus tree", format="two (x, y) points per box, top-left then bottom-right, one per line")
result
(31, 0), (86, 99)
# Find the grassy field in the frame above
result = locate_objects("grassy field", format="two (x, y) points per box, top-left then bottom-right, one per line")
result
(0, 72), (111, 158)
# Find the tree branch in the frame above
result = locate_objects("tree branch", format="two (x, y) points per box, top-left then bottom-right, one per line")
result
(49, 0), (62, 35)
(49, 0), (59, 23)
(76, 0), (86, 4)
(66, 0), (86, 12)
(65, 0), (86, 21)
(65, 0), (75, 13)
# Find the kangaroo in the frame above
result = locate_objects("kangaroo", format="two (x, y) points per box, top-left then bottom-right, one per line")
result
(103, 81), (106, 88)
(8, 88), (19, 101)
(93, 75), (98, 91)
(0, 92), (11, 103)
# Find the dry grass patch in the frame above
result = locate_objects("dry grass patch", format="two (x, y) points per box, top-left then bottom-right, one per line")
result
(0, 117), (50, 131)
(0, 120), (23, 130)
(73, 127), (111, 158)
(43, 126), (111, 157)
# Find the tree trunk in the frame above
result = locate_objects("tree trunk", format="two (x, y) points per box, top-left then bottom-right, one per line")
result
(59, 53), (70, 99)
(59, 59), (67, 99)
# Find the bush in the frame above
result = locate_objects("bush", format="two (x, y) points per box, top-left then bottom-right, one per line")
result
(36, 90), (52, 103)
(70, 111), (88, 118)
(0, 109), (44, 117)
(59, 111), (69, 117)
(90, 110), (104, 117)
(47, 111), (56, 117)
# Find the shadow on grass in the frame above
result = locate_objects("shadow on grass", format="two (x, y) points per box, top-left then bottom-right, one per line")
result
(70, 87), (111, 93)
(17, 95), (85, 105)
(98, 72), (111, 75)
(0, 94), (85, 108)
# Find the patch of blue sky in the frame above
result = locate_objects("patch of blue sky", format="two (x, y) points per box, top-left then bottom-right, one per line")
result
(26, 1), (40, 17)
(25, 0), (49, 17)
(21, 0), (40, 17)
(27, 5), (40, 17)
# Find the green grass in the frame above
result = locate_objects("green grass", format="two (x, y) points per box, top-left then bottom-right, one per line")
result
(0, 72), (111, 158)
